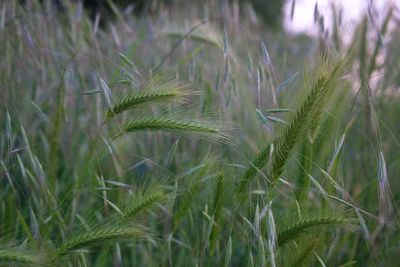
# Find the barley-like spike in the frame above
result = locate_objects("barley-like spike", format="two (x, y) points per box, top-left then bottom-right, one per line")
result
(122, 190), (167, 221)
(271, 56), (348, 182)
(105, 88), (186, 120)
(58, 226), (146, 255)
(0, 249), (43, 265)
(210, 173), (225, 253)
(236, 144), (271, 203)
(287, 239), (320, 267)
(124, 117), (219, 134)
(277, 216), (347, 246)
(173, 170), (205, 230)
(271, 75), (327, 182)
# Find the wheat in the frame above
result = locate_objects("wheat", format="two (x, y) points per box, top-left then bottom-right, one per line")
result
(58, 225), (147, 256)
(271, 56), (348, 182)
(277, 216), (347, 246)
(0, 249), (42, 266)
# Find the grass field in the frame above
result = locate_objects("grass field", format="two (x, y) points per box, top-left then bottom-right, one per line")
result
(0, 1), (399, 266)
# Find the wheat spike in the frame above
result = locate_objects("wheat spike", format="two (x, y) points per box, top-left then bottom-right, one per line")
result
(277, 216), (347, 246)
(271, 56), (348, 182)
(58, 225), (147, 255)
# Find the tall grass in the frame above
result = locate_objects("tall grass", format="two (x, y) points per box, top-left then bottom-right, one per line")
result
(0, 0), (399, 266)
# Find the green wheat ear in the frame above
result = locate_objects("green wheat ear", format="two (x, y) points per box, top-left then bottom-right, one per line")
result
(104, 72), (193, 121)
(57, 225), (147, 256)
(236, 144), (272, 204)
(210, 173), (225, 253)
(173, 167), (206, 230)
(124, 117), (219, 133)
(277, 216), (348, 246)
(121, 189), (168, 222)
(114, 116), (230, 143)
(0, 249), (43, 266)
(287, 238), (320, 267)
(104, 86), (191, 121)
(271, 55), (349, 182)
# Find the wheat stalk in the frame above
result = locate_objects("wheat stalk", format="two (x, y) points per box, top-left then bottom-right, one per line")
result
(287, 239), (320, 267)
(105, 87), (188, 120)
(116, 116), (231, 144)
(271, 56), (348, 182)
(277, 216), (347, 246)
(236, 144), (271, 203)
(0, 249), (43, 265)
(58, 225), (147, 256)
(121, 190), (167, 221)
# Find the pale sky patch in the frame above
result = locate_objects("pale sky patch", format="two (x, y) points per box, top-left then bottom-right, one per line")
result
(284, 0), (398, 36)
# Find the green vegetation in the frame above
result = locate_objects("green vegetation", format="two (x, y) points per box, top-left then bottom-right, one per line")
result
(0, 1), (399, 266)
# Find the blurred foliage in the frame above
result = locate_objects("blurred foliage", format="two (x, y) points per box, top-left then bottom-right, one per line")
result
(21, 0), (286, 28)
(244, 0), (285, 28)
